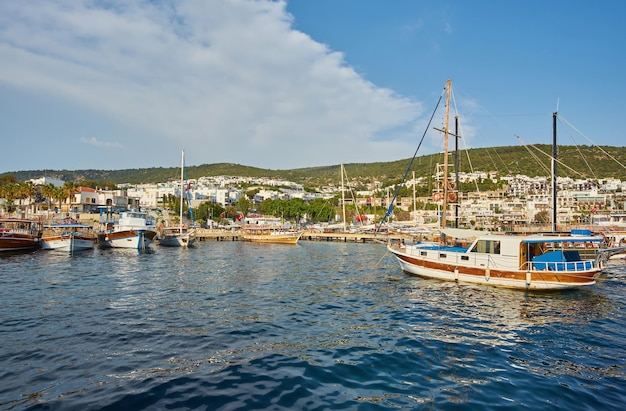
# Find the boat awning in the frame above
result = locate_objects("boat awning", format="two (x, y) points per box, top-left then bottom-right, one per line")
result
(521, 236), (604, 244)
(441, 228), (486, 239)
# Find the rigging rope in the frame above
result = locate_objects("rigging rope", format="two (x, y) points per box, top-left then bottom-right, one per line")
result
(559, 115), (626, 171)
(376, 86), (445, 233)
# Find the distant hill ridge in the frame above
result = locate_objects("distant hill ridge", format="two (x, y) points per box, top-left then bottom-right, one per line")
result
(3, 144), (626, 187)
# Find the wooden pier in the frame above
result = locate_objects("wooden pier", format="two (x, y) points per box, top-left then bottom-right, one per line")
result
(194, 229), (416, 244)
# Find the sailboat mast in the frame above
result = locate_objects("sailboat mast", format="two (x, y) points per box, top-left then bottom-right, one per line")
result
(341, 164), (346, 231)
(552, 112), (557, 232)
(441, 79), (451, 229)
(180, 149), (184, 235)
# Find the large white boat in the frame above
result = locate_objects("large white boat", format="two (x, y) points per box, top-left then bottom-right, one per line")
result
(41, 221), (97, 253)
(388, 228), (612, 290)
(387, 80), (622, 290)
(99, 210), (157, 250)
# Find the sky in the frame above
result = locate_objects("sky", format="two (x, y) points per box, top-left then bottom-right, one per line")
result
(1, 0), (624, 174)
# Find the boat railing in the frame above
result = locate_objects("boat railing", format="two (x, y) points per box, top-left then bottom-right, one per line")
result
(524, 260), (595, 272)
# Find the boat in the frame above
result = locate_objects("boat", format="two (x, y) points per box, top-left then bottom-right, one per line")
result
(387, 79), (622, 290)
(0, 217), (43, 252)
(158, 150), (196, 247)
(242, 226), (303, 244)
(41, 219), (97, 253)
(98, 210), (157, 250)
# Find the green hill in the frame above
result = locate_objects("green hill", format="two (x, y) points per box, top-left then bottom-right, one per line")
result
(3, 145), (626, 188)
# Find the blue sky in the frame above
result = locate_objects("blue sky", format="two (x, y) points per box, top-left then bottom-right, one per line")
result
(1, 0), (624, 174)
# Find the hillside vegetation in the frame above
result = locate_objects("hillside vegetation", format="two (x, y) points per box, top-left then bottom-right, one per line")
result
(3, 145), (626, 188)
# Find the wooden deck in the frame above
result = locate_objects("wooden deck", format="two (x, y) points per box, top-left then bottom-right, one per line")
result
(194, 229), (416, 243)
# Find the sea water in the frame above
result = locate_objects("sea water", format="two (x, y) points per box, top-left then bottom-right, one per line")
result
(1, 241), (625, 410)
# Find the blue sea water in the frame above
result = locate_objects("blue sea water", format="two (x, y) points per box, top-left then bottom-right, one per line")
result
(1, 241), (625, 410)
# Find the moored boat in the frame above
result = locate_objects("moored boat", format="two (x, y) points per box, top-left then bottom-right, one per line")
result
(386, 79), (624, 290)
(158, 225), (196, 247)
(41, 220), (97, 253)
(388, 228), (612, 290)
(0, 218), (43, 252)
(242, 226), (303, 244)
(157, 150), (196, 248)
(99, 210), (157, 250)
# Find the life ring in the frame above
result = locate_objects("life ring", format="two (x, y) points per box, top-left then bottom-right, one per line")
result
(448, 181), (456, 190)
(432, 192), (442, 202)
(448, 192), (457, 202)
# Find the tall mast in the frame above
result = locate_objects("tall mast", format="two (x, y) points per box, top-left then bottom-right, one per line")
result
(180, 149), (184, 235)
(441, 79), (451, 229)
(341, 164), (346, 231)
(552, 112), (557, 232)
(454, 115), (459, 228)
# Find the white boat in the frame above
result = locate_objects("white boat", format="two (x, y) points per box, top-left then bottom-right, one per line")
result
(388, 228), (612, 290)
(158, 150), (196, 248)
(387, 79), (623, 290)
(99, 210), (157, 250)
(41, 220), (96, 252)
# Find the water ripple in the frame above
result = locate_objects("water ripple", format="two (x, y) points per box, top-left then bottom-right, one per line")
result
(1, 242), (625, 410)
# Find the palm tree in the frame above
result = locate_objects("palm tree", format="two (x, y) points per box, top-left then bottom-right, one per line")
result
(62, 182), (77, 214)
(41, 183), (56, 212)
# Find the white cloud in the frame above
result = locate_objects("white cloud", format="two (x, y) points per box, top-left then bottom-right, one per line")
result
(0, 0), (422, 170)
(80, 137), (123, 148)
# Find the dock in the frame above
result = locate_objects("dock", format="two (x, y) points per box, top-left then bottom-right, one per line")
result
(194, 229), (417, 244)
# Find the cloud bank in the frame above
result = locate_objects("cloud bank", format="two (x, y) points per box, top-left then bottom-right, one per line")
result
(0, 0), (422, 170)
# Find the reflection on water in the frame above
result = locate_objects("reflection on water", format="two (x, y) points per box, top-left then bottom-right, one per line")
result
(0, 242), (624, 410)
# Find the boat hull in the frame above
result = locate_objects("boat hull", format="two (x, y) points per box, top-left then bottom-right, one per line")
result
(242, 231), (302, 244)
(158, 233), (196, 247)
(388, 244), (601, 290)
(41, 235), (96, 252)
(0, 235), (41, 252)
(99, 230), (157, 249)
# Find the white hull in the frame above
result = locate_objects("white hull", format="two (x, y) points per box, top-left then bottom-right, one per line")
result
(41, 237), (95, 252)
(158, 233), (195, 247)
(100, 230), (156, 249)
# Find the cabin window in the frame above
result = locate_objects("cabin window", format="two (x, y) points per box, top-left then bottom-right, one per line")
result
(461, 255), (469, 261)
(439, 253), (447, 258)
(420, 251), (427, 256)
(471, 240), (501, 254)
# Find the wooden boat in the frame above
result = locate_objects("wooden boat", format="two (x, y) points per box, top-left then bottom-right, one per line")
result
(158, 150), (196, 248)
(242, 226), (303, 244)
(41, 220), (97, 252)
(387, 79), (623, 290)
(0, 218), (43, 252)
(388, 228), (611, 290)
(99, 210), (157, 250)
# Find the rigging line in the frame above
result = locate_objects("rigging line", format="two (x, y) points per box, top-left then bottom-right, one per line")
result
(455, 120), (480, 193)
(492, 147), (511, 175)
(556, 117), (597, 179)
(515, 135), (552, 175)
(519, 136), (584, 176)
(559, 115), (626, 171)
(376, 86), (445, 233)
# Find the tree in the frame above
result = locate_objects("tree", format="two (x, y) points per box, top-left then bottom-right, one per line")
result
(237, 196), (251, 216)
(41, 183), (56, 212)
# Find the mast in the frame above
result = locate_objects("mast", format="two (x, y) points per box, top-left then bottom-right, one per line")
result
(454, 115), (459, 228)
(441, 79), (451, 228)
(180, 149), (184, 235)
(552, 112), (557, 232)
(341, 164), (346, 231)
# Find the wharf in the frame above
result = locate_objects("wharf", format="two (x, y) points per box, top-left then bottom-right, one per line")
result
(194, 229), (417, 244)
